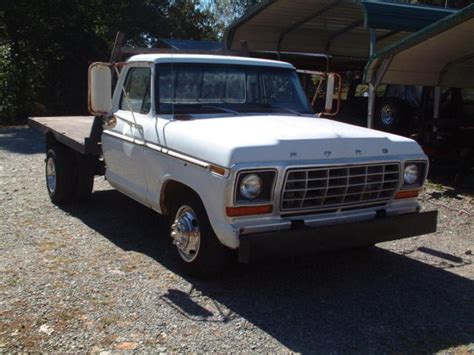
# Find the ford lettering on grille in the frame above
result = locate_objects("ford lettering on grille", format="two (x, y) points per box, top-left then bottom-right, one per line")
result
(281, 163), (400, 212)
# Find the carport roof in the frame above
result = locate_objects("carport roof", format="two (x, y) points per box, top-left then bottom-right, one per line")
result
(364, 3), (474, 88)
(224, 0), (457, 62)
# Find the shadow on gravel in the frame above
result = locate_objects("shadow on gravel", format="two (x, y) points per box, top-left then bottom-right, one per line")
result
(428, 169), (474, 197)
(0, 127), (44, 155)
(61, 189), (474, 353)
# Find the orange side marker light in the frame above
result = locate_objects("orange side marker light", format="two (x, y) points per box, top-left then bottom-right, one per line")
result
(226, 205), (273, 217)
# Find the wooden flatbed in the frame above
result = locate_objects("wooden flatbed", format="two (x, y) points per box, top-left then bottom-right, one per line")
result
(28, 116), (102, 155)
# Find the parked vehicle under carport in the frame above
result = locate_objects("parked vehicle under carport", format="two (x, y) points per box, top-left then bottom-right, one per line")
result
(365, 4), (474, 185)
(299, 72), (422, 132)
(224, 0), (457, 130)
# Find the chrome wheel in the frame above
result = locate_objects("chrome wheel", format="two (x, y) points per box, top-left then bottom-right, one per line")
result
(171, 205), (201, 263)
(381, 104), (395, 126)
(46, 156), (57, 194)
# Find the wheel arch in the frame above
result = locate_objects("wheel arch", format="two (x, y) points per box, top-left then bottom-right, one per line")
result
(160, 179), (203, 216)
(159, 177), (238, 250)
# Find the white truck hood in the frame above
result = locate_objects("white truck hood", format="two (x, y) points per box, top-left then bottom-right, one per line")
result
(163, 115), (424, 167)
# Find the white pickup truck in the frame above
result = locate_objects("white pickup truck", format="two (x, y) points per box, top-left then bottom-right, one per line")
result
(29, 53), (437, 276)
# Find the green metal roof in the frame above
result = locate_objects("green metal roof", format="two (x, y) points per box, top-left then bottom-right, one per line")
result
(224, 0), (457, 62)
(362, 1), (457, 32)
(364, 3), (474, 87)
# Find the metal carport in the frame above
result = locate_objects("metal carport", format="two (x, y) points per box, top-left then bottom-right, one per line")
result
(364, 3), (474, 128)
(365, 4), (474, 88)
(225, 0), (456, 67)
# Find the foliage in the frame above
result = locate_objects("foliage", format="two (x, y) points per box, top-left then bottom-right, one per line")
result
(0, 0), (216, 124)
(0, 0), (471, 124)
(0, 44), (18, 124)
(201, 0), (262, 38)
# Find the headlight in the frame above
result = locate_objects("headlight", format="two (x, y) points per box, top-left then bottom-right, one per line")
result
(235, 170), (276, 203)
(239, 174), (263, 200)
(404, 164), (419, 185)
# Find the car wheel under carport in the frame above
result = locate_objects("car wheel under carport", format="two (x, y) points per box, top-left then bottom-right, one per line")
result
(375, 98), (409, 132)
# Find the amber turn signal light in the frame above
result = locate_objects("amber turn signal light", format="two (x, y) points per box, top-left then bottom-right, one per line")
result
(395, 189), (419, 199)
(210, 165), (227, 176)
(226, 205), (273, 217)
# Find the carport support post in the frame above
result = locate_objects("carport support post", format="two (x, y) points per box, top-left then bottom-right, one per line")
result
(368, 83), (376, 128)
(433, 86), (441, 134)
(367, 28), (377, 129)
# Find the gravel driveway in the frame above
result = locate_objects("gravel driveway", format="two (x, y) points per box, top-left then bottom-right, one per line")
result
(1, 127), (473, 353)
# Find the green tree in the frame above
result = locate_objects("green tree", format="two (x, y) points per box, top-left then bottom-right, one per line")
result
(0, 0), (216, 123)
(202, 0), (262, 38)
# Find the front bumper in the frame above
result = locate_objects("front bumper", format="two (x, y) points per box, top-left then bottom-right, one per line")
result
(238, 211), (438, 263)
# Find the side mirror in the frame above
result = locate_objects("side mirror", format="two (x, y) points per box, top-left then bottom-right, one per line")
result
(325, 74), (336, 113)
(88, 62), (112, 116)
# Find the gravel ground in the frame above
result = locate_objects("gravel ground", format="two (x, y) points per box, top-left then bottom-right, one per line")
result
(1, 126), (473, 353)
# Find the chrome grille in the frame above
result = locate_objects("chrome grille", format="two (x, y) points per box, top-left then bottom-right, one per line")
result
(281, 163), (400, 212)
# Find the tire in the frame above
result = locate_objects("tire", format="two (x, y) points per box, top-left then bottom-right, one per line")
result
(375, 98), (408, 132)
(75, 155), (94, 201)
(169, 194), (232, 277)
(45, 146), (76, 204)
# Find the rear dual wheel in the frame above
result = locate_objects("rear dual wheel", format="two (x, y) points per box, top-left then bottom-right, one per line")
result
(45, 145), (94, 204)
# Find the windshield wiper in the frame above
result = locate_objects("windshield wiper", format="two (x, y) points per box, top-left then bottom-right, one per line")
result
(253, 102), (302, 116)
(249, 95), (302, 116)
(200, 105), (240, 116)
(166, 102), (239, 116)
(200, 105), (239, 116)
(267, 104), (302, 116)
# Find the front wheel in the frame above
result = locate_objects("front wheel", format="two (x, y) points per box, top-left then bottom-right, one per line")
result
(169, 195), (232, 277)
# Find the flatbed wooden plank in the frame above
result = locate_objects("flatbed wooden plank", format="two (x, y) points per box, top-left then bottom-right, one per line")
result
(28, 116), (102, 155)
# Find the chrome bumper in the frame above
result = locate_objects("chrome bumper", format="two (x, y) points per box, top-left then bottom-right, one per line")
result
(235, 200), (420, 235)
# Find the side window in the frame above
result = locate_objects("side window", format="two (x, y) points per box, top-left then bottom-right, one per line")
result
(354, 84), (369, 97)
(354, 83), (387, 98)
(376, 84), (387, 97)
(120, 67), (151, 114)
(340, 82), (350, 100)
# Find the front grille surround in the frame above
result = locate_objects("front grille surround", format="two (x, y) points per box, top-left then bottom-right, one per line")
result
(281, 162), (401, 213)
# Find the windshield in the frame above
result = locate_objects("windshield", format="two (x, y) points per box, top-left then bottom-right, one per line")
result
(155, 63), (313, 115)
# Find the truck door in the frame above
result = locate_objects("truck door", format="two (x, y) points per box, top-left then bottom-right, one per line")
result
(102, 66), (151, 203)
